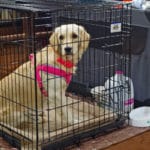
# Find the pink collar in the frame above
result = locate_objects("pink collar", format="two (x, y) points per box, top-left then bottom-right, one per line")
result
(29, 54), (72, 97)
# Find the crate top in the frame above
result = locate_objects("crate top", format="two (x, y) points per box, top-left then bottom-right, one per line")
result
(0, 0), (131, 13)
(0, 0), (63, 12)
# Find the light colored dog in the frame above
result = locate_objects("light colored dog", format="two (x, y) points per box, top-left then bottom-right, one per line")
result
(0, 24), (100, 137)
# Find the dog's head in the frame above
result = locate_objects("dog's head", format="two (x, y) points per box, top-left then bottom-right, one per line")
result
(50, 24), (90, 63)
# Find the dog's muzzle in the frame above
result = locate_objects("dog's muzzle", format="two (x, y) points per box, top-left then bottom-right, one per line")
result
(65, 47), (72, 55)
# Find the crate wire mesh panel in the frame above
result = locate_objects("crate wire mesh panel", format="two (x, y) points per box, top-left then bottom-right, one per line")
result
(0, 1), (132, 150)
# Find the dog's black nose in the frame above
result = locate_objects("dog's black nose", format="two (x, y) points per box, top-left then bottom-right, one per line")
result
(65, 47), (72, 54)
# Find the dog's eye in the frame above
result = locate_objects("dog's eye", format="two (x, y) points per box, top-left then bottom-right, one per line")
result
(72, 33), (78, 39)
(59, 35), (64, 40)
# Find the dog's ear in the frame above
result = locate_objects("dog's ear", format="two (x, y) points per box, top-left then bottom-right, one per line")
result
(79, 25), (90, 51)
(49, 29), (59, 51)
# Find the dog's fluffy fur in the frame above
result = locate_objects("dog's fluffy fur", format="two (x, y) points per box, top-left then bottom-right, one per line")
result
(0, 24), (100, 132)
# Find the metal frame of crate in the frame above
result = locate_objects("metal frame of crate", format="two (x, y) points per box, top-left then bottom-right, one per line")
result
(0, 1), (132, 149)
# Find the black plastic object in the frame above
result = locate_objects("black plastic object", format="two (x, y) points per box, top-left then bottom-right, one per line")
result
(67, 81), (92, 97)
(145, 9), (150, 22)
(130, 25), (148, 55)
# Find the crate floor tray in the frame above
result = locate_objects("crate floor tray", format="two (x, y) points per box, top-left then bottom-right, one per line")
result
(0, 101), (118, 150)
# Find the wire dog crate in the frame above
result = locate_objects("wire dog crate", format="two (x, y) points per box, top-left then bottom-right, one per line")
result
(0, 1), (132, 150)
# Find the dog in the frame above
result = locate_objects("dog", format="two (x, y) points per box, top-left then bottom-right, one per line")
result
(0, 24), (101, 139)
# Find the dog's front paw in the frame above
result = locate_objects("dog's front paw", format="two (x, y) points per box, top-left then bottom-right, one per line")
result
(25, 110), (48, 124)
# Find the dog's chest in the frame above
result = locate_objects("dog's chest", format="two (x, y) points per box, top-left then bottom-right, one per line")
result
(40, 71), (67, 92)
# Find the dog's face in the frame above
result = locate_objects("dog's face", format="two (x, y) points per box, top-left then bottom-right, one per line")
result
(50, 24), (90, 61)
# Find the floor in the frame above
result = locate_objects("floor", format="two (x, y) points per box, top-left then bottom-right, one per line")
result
(0, 126), (150, 150)
(0, 137), (17, 150)
(104, 131), (150, 150)
(69, 126), (150, 150)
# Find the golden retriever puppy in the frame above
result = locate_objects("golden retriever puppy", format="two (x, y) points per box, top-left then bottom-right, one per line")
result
(0, 24), (100, 133)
